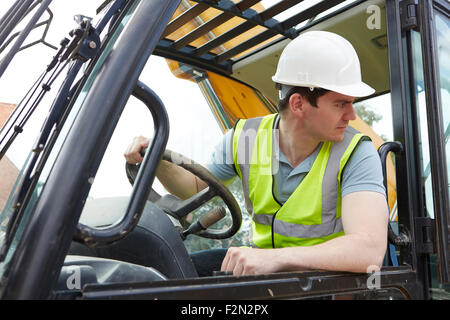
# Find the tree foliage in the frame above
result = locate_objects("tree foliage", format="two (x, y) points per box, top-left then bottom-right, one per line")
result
(354, 103), (387, 141)
(354, 103), (382, 127)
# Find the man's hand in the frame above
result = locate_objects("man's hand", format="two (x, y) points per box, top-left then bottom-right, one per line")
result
(124, 136), (150, 164)
(221, 247), (282, 276)
(221, 191), (388, 276)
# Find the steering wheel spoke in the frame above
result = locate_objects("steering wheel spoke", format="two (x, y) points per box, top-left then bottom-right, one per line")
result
(173, 187), (217, 218)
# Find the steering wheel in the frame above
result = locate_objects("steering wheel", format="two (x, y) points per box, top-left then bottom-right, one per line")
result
(126, 149), (242, 239)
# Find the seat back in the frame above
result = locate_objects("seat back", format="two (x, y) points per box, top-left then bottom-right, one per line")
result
(70, 200), (198, 279)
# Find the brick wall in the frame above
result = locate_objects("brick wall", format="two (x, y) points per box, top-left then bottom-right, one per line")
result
(0, 103), (19, 211)
(0, 103), (15, 128)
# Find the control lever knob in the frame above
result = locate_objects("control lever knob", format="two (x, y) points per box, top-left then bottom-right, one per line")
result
(182, 207), (226, 239)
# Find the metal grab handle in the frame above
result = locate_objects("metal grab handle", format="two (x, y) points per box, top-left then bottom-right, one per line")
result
(73, 81), (169, 247)
(378, 141), (410, 247)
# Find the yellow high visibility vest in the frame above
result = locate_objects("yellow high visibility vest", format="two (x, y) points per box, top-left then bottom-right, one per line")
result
(232, 114), (370, 248)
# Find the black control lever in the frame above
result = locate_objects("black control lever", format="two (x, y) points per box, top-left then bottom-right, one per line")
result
(182, 207), (226, 239)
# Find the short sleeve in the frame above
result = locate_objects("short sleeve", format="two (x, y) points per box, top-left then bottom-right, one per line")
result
(341, 140), (386, 198)
(206, 129), (237, 182)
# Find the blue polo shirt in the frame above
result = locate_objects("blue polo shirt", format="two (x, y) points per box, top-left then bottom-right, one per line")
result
(206, 118), (386, 204)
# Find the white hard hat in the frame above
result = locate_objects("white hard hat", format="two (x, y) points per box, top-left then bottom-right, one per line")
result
(272, 31), (375, 97)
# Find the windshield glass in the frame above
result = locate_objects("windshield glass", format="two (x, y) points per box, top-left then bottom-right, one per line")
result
(435, 11), (450, 203)
(0, 0), (139, 277)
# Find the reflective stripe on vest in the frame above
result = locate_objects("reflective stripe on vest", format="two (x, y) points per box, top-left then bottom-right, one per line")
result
(232, 113), (370, 248)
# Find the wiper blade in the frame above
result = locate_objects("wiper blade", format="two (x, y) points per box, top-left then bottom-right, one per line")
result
(0, 69), (83, 262)
(0, 0), (126, 161)
(0, 37), (70, 161)
(0, 25), (94, 262)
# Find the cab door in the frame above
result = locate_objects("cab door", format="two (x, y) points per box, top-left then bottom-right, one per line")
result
(418, 0), (450, 283)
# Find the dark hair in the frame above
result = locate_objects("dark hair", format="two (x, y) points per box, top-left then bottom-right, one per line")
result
(277, 86), (330, 113)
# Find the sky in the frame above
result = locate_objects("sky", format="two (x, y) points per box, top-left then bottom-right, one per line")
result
(0, 0), (396, 199)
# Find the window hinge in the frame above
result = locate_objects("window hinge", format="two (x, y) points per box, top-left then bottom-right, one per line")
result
(415, 217), (436, 254)
(400, 0), (419, 32)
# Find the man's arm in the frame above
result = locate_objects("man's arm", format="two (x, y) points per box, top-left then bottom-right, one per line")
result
(156, 160), (208, 200)
(221, 190), (389, 275)
(124, 136), (208, 200)
(124, 129), (237, 200)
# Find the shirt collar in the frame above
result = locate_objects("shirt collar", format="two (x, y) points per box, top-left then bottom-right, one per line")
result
(273, 114), (322, 175)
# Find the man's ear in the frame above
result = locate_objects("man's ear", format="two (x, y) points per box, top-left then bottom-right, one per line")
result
(289, 93), (305, 116)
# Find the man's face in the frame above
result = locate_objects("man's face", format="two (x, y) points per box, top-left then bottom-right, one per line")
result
(304, 91), (357, 142)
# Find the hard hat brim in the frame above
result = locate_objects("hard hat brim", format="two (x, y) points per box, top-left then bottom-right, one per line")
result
(272, 77), (376, 98)
(321, 81), (376, 98)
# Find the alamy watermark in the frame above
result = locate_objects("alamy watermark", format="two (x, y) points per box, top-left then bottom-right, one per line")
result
(65, 266), (81, 290)
(168, 128), (280, 176)
(366, 265), (381, 290)
(366, 4), (381, 30)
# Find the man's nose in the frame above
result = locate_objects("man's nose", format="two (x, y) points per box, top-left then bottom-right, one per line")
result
(343, 104), (357, 121)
